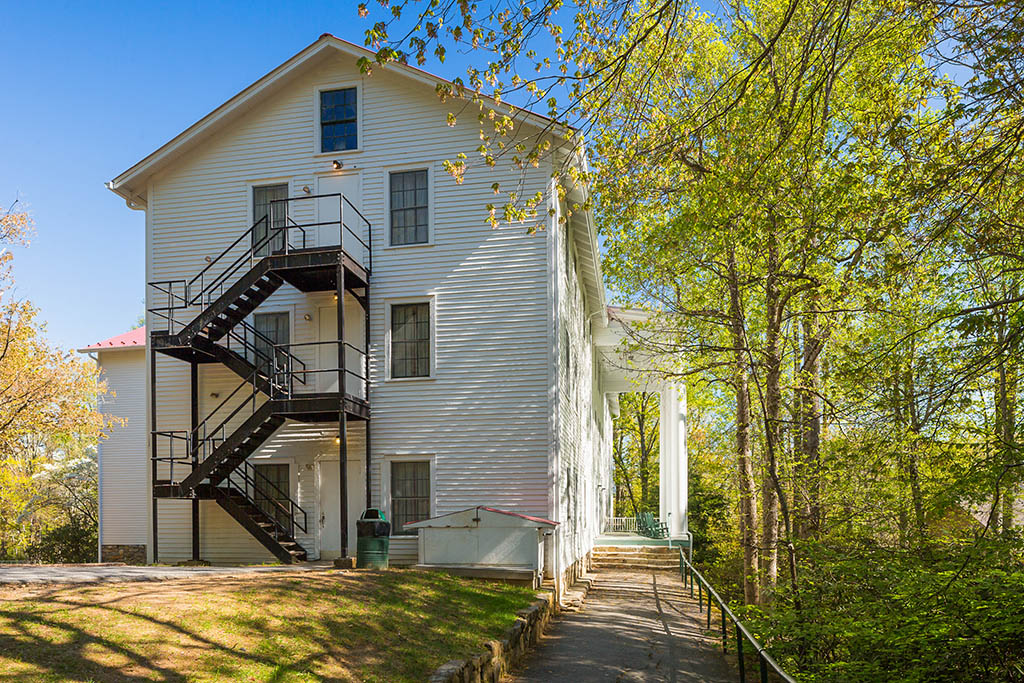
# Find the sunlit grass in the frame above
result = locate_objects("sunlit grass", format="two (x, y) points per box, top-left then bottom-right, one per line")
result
(0, 569), (536, 682)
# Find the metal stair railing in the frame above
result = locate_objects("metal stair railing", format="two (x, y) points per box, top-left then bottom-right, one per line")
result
(147, 192), (372, 336)
(679, 550), (796, 683)
(219, 459), (309, 541)
(268, 340), (368, 400)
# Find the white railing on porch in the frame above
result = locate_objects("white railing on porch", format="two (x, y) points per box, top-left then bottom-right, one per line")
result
(606, 517), (639, 533)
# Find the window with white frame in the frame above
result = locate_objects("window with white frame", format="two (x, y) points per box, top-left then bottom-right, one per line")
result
(389, 170), (429, 245)
(390, 302), (430, 378)
(320, 88), (357, 152)
(390, 460), (430, 534)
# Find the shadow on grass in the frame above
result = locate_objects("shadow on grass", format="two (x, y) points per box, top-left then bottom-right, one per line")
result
(0, 570), (535, 682)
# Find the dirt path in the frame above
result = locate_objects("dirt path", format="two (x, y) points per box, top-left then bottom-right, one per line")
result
(510, 570), (733, 682)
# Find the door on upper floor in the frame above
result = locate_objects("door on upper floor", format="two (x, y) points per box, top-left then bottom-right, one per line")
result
(316, 174), (363, 259)
(317, 303), (366, 398)
(252, 184), (289, 256)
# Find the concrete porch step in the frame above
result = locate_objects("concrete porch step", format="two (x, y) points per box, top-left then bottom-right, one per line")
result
(592, 557), (679, 566)
(592, 563), (678, 571)
(593, 545), (678, 555)
(592, 554), (679, 564)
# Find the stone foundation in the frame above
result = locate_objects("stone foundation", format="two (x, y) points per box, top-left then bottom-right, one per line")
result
(100, 544), (147, 564)
(430, 593), (555, 683)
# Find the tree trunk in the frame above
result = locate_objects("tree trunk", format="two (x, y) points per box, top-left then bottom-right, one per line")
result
(761, 233), (782, 599)
(729, 248), (760, 606)
(798, 301), (823, 538)
(996, 315), (1018, 535)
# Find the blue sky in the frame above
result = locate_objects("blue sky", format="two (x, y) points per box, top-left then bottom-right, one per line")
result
(2, 1), (481, 350)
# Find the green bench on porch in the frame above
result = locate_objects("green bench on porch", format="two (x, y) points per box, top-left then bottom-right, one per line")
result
(635, 511), (669, 539)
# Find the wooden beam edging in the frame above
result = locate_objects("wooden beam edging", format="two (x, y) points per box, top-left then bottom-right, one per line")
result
(679, 549), (797, 683)
(429, 589), (563, 683)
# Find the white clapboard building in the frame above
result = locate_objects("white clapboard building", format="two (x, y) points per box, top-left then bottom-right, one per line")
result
(82, 34), (689, 591)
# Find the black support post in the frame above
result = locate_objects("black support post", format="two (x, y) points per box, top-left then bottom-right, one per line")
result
(363, 284), (371, 509)
(150, 351), (159, 564)
(190, 361), (200, 561)
(337, 261), (349, 562)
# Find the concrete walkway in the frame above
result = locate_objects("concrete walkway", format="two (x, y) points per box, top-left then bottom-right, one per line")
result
(0, 561), (335, 586)
(510, 570), (733, 683)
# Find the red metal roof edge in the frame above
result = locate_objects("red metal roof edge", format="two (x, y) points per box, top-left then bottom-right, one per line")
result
(477, 506), (559, 526)
(79, 326), (147, 351)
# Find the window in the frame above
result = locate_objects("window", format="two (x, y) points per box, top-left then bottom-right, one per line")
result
(391, 461), (430, 534)
(253, 312), (289, 376)
(389, 170), (429, 245)
(320, 88), (357, 152)
(390, 303), (430, 378)
(253, 463), (290, 529)
(253, 184), (288, 256)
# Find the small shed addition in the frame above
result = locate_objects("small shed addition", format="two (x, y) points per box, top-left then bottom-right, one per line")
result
(405, 507), (558, 586)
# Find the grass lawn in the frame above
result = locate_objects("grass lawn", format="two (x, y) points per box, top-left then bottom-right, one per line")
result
(0, 569), (538, 682)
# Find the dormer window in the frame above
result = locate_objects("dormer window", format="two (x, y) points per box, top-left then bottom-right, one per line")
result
(320, 88), (357, 152)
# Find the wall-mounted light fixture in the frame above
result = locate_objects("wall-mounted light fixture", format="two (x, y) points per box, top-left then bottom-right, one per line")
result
(332, 160), (343, 170)
(205, 256), (212, 263)
(302, 185), (311, 194)
(334, 435), (341, 445)
(303, 313), (312, 322)
(210, 392), (220, 399)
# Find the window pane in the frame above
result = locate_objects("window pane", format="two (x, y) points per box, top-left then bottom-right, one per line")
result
(321, 88), (357, 153)
(390, 170), (429, 245)
(253, 312), (289, 376)
(391, 303), (430, 378)
(391, 461), (430, 534)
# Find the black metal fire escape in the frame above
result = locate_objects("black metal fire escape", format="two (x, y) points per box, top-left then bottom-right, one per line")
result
(147, 194), (371, 564)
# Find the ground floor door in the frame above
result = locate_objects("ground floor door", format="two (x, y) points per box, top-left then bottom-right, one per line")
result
(318, 457), (363, 559)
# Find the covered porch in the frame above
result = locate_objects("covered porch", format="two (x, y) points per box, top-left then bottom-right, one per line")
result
(595, 309), (691, 552)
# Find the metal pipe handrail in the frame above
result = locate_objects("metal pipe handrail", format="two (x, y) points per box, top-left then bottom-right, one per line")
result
(268, 339), (368, 398)
(146, 192), (373, 338)
(235, 459), (308, 535)
(679, 550), (796, 683)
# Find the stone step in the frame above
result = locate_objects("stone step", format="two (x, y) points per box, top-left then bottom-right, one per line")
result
(593, 545), (678, 555)
(592, 562), (678, 571)
(593, 548), (679, 557)
(592, 556), (679, 564)
(592, 557), (679, 566)
(592, 551), (679, 559)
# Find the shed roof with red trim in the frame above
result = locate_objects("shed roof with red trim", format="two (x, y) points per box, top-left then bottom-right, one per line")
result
(403, 505), (558, 530)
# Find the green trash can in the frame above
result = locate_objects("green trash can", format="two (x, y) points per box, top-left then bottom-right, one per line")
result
(356, 508), (391, 568)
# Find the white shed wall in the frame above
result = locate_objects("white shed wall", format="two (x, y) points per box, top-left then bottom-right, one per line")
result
(96, 349), (148, 551)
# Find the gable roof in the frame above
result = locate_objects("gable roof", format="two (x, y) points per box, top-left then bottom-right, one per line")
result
(106, 33), (561, 208)
(77, 326), (147, 353)
(403, 505), (558, 530)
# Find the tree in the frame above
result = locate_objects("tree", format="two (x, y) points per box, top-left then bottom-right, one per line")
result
(0, 202), (112, 558)
(611, 391), (660, 516)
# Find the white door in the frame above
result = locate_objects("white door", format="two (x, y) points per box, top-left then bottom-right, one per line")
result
(318, 303), (366, 397)
(318, 458), (363, 559)
(316, 173), (362, 257)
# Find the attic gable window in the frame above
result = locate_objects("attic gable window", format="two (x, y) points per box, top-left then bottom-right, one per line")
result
(320, 88), (357, 152)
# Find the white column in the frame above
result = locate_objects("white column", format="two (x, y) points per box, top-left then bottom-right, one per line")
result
(659, 384), (688, 539)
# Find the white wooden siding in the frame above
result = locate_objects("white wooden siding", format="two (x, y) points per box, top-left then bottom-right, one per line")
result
(96, 349), (148, 550)
(554, 207), (610, 575)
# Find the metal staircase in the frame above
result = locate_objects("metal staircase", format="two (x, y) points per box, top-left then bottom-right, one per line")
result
(147, 193), (372, 564)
